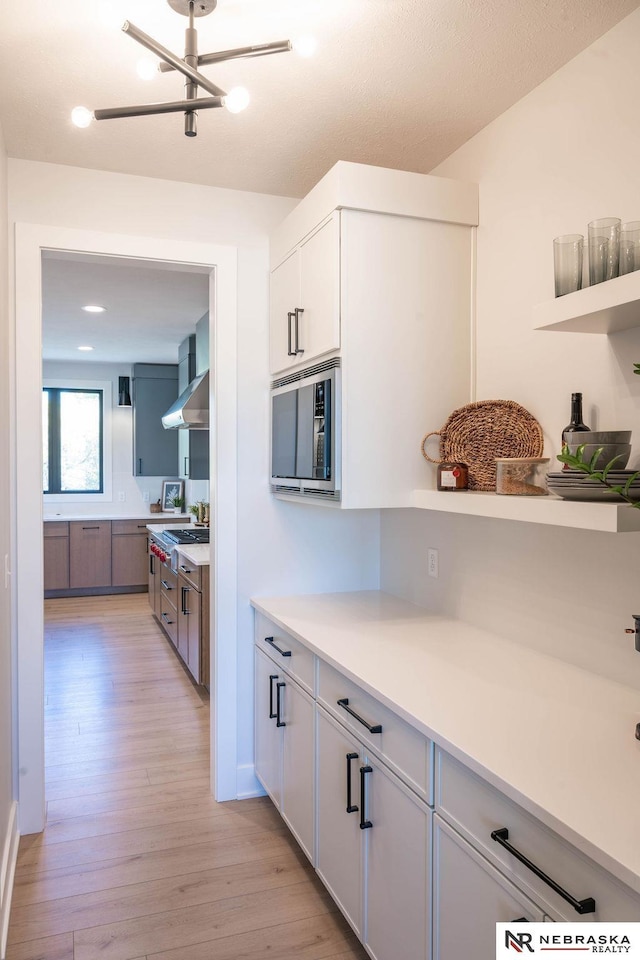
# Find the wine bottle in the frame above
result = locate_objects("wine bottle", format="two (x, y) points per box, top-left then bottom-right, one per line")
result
(562, 392), (590, 468)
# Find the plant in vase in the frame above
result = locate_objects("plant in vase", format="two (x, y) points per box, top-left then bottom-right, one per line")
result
(170, 495), (185, 514)
(557, 443), (640, 507)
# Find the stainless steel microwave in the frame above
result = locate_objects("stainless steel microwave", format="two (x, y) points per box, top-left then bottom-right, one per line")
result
(270, 359), (341, 500)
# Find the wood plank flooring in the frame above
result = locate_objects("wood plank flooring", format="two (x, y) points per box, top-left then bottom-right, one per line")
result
(7, 594), (366, 960)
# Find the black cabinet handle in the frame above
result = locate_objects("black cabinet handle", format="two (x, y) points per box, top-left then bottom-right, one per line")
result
(138, 458), (142, 474)
(179, 564), (193, 574)
(337, 698), (382, 734)
(512, 918), (529, 923)
(264, 636), (292, 657)
(491, 828), (596, 915)
(276, 681), (286, 727)
(359, 765), (372, 830)
(138, 524), (146, 529)
(346, 752), (359, 813)
(149, 554), (154, 574)
(181, 586), (190, 615)
(268, 674), (278, 719)
(82, 526), (100, 530)
(160, 579), (172, 590)
(287, 311), (296, 357)
(294, 307), (305, 355)
(184, 456), (190, 477)
(161, 612), (174, 625)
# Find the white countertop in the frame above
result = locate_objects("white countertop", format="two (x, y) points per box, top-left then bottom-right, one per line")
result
(251, 590), (640, 895)
(44, 512), (184, 521)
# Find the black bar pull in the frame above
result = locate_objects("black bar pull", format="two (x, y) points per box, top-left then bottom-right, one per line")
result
(161, 612), (174, 624)
(294, 307), (305, 355)
(137, 524), (147, 529)
(264, 636), (292, 657)
(359, 765), (372, 829)
(160, 579), (172, 590)
(346, 752), (359, 813)
(138, 458), (143, 474)
(268, 674), (278, 719)
(82, 525), (100, 530)
(337, 698), (382, 734)
(287, 311), (296, 356)
(491, 829), (596, 915)
(179, 564), (193, 574)
(149, 554), (154, 575)
(276, 681), (286, 727)
(181, 586), (190, 615)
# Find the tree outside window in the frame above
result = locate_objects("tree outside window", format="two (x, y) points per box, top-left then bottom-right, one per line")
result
(43, 388), (104, 494)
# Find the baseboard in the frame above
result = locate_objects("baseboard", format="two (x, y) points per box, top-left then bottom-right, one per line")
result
(0, 801), (19, 960)
(235, 763), (266, 800)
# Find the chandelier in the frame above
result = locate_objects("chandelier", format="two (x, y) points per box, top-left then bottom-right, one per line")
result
(72, 0), (315, 138)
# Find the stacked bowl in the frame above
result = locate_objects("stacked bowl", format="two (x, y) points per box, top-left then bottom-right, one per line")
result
(548, 430), (639, 501)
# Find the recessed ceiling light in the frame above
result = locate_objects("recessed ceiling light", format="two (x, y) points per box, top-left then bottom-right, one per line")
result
(82, 304), (106, 313)
(78, 345), (94, 352)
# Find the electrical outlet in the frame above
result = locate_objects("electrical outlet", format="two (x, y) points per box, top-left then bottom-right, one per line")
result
(427, 548), (439, 579)
(117, 491), (125, 502)
(142, 491), (150, 502)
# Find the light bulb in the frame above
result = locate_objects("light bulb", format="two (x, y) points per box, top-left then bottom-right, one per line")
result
(71, 106), (94, 129)
(137, 57), (158, 81)
(291, 35), (317, 58)
(224, 86), (250, 114)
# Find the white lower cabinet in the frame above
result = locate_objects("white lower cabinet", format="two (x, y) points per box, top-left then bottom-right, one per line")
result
(316, 707), (431, 960)
(254, 646), (315, 861)
(433, 815), (544, 960)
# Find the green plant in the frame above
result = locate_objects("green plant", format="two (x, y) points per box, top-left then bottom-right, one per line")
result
(188, 503), (199, 517)
(634, 363), (640, 376)
(170, 494), (185, 509)
(557, 443), (640, 508)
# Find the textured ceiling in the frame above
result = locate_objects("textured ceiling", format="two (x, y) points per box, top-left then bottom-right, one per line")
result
(1, 0), (638, 198)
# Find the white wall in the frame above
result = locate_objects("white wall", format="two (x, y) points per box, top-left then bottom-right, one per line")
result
(381, 7), (640, 688)
(9, 161), (381, 803)
(0, 120), (18, 959)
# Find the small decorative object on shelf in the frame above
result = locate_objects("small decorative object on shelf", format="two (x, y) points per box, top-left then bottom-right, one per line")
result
(437, 461), (468, 491)
(150, 499), (162, 514)
(555, 444), (640, 505)
(561, 392), (590, 469)
(161, 479), (185, 512)
(495, 458), (549, 496)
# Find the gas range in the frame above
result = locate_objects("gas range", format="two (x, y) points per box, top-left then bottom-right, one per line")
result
(160, 527), (210, 546)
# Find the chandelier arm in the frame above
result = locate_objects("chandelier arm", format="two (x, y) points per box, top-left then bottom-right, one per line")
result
(122, 20), (227, 98)
(94, 96), (223, 121)
(158, 39), (292, 71)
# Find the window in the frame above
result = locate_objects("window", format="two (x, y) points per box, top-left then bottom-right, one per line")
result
(42, 387), (104, 494)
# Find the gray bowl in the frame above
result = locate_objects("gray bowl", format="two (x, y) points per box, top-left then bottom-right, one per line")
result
(567, 430), (631, 443)
(565, 441), (631, 469)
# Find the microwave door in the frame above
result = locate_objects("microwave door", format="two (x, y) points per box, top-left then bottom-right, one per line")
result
(295, 383), (315, 479)
(272, 390), (298, 478)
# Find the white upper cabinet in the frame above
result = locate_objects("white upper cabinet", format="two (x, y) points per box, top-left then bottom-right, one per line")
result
(270, 215), (340, 375)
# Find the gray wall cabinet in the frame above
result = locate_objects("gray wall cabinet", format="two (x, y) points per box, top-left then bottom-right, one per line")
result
(132, 363), (178, 477)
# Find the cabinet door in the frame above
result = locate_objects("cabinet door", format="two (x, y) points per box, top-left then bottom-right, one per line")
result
(44, 535), (69, 591)
(364, 754), (430, 960)
(179, 580), (202, 683)
(112, 533), (148, 587)
(69, 522), (112, 588)
(298, 214), (340, 364)
(255, 647), (283, 808)
(316, 708), (363, 939)
(269, 249), (300, 375)
(433, 815), (544, 960)
(132, 373), (178, 476)
(280, 678), (315, 863)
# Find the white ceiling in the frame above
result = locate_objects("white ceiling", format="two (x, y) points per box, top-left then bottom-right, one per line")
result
(1, 0), (638, 199)
(42, 253), (210, 364)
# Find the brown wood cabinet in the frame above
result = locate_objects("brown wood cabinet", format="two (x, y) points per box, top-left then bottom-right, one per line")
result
(43, 522), (69, 591)
(112, 520), (151, 587)
(69, 521), (112, 588)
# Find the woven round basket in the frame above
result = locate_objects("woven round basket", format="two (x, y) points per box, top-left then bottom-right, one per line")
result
(421, 400), (544, 491)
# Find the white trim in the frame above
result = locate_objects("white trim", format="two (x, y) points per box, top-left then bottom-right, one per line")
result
(15, 224), (239, 832)
(236, 763), (265, 800)
(0, 801), (19, 960)
(42, 377), (113, 503)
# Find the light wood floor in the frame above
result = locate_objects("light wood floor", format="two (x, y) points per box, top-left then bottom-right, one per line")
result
(6, 594), (366, 960)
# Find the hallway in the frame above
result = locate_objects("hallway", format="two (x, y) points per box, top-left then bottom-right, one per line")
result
(6, 595), (364, 960)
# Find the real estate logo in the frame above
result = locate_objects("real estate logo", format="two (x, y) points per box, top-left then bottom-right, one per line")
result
(496, 923), (640, 957)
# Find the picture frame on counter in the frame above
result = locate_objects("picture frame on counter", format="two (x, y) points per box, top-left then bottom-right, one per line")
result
(161, 479), (184, 512)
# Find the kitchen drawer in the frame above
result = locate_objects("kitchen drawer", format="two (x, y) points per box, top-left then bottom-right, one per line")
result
(435, 748), (640, 921)
(255, 612), (315, 695)
(112, 519), (153, 536)
(159, 565), (178, 594)
(318, 659), (432, 803)
(159, 591), (178, 647)
(176, 556), (202, 591)
(44, 521), (69, 537)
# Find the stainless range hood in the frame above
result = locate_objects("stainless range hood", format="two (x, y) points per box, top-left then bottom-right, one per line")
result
(162, 370), (209, 430)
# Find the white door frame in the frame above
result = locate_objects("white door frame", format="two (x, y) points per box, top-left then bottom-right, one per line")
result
(14, 223), (238, 833)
